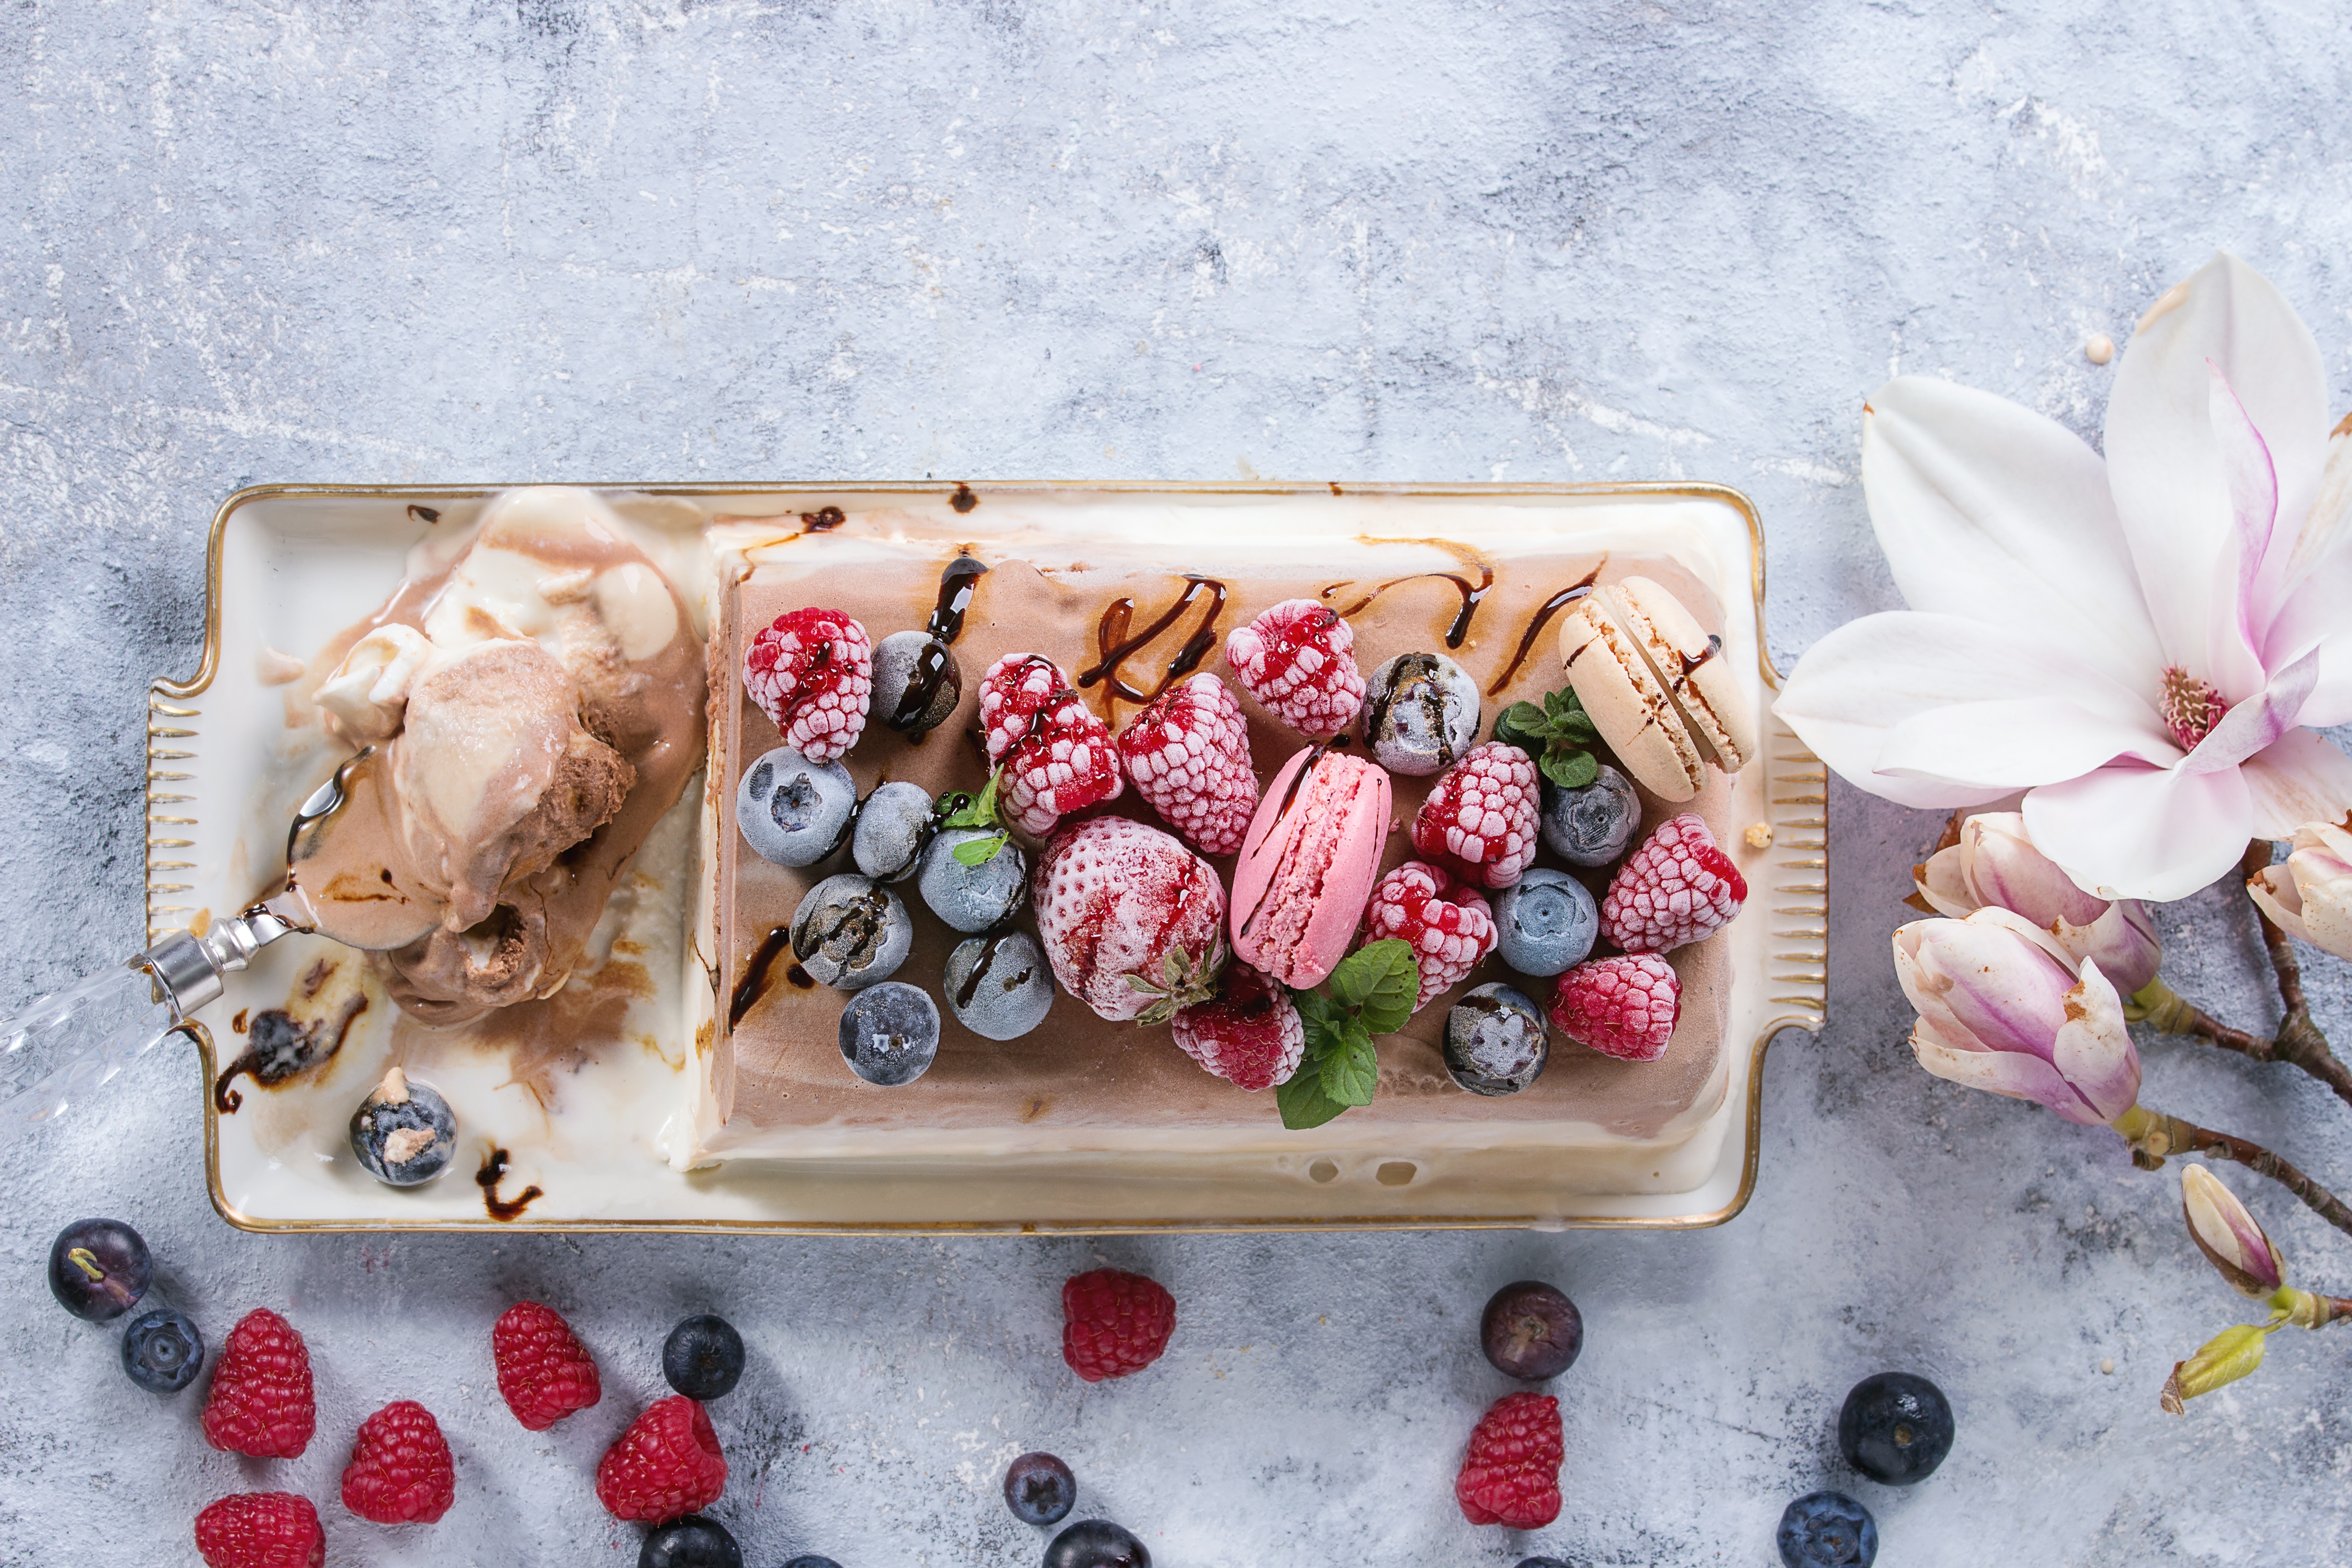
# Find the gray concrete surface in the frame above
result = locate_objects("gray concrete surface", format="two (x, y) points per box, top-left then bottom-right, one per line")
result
(5, 3), (2351, 1563)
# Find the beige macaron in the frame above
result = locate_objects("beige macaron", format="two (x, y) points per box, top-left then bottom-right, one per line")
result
(1557, 577), (1755, 802)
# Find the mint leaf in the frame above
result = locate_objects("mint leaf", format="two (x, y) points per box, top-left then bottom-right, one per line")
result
(1539, 748), (1598, 790)
(1331, 939), (1418, 1035)
(1293, 989), (1341, 1036)
(952, 831), (1007, 866)
(943, 768), (1004, 831)
(1276, 1072), (1352, 1130)
(1319, 1019), (1378, 1106)
(1495, 701), (1548, 752)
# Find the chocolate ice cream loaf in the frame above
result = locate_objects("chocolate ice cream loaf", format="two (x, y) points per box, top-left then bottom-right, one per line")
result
(690, 494), (1770, 1186)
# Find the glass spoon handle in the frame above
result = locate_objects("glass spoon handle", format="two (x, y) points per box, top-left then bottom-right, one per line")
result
(0, 908), (298, 1142)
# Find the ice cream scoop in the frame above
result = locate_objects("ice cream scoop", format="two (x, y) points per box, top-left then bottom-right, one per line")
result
(1557, 576), (1754, 802)
(1229, 744), (1393, 989)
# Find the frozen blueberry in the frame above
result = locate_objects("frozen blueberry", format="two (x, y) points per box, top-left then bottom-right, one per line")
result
(663, 1313), (746, 1401)
(641, 1516), (744, 1568)
(1443, 983), (1550, 1096)
(839, 982), (941, 1086)
(872, 628), (963, 735)
(737, 746), (857, 867)
(1541, 762), (1641, 867)
(1480, 1280), (1583, 1380)
(1362, 651), (1481, 776)
(853, 779), (937, 882)
(918, 826), (1029, 933)
(1045, 1520), (1150, 1568)
(348, 1066), (457, 1186)
(47, 1219), (151, 1322)
(121, 1306), (204, 1393)
(1778, 1491), (1877, 1568)
(1838, 1371), (1954, 1485)
(945, 931), (1055, 1041)
(1004, 1450), (1077, 1526)
(791, 874), (914, 990)
(1492, 868), (1598, 977)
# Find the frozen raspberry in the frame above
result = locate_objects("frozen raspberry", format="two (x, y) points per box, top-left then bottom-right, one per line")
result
(194, 1492), (324, 1568)
(1062, 1268), (1177, 1382)
(493, 1300), (602, 1431)
(1117, 672), (1259, 855)
(595, 1395), (728, 1524)
(1033, 816), (1226, 1022)
(1225, 598), (1367, 736)
(1362, 861), (1498, 1011)
(1599, 812), (1747, 953)
(201, 1308), (315, 1460)
(1171, 960), (1305, 1090)
(1410, 741), (1540, 891)
(340, 1400), (456, 1525)
(977, 652), (1125, 836)
(1550, 953), (1681, 1061)
(743, 607), (873, 763)
(1455, 1392), (1563, 1529)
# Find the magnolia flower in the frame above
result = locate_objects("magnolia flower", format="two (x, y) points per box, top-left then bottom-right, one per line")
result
(1915, 812), (2163, 993)
(1779, 252), (2352, 902)
(2246, 819), (2352, 961)
(1894, 906), (2138, 1126)
(2180, 1163), (2286, 1299)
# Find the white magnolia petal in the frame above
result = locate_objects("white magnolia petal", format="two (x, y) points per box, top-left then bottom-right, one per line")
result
(1911, 1019), (2101, 1122)
(2247, 864), (2314, 945)
(2261, 531), (2352, 725)
(2239, 729), (2352, 840)
(2202, 365), (2281, 696)
(2182, 644), (2318, 775)
(2107, 253), (2330, 675)
(1862, 378), (2163, 691)
(1776, 612), (2168, 808)
(1915, 845), (1979, 918)
(2022, 762), (2254, 902)
(1875, 697), (2174, 790)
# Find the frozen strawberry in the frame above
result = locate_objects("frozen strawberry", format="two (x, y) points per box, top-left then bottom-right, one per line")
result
(1171, 960), (1304, 1090)
(1117, 672), (1258, 856)
(1225, 598), (1367, 737)
(1362, 860), (1498, 1011)
(1033, 816), (1226, 1022)
(1550, 953), (1681, 1061)
(743, 607), (873, 763)
(1410, 741), (1539, 890)
(977, 652), (1124, 836)
(1599, 812), (1746, 953)
(1455, 1392), (1563, 1529)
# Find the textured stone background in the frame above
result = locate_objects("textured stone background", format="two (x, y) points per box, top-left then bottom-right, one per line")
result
(5, 3), (2351, 1563)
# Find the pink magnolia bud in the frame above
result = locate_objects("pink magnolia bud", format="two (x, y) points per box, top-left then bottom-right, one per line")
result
(2180, 1164), (2287, 1299)
(1893, 906), (2140, 1127)
(1916, 813), (2162, 993)
(2247, 820), (2352, 963)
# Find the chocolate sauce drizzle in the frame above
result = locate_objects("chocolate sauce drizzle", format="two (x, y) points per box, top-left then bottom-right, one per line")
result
(890, 554), (990, 730)
(953, 930), (1026, 1009)
(801, 505), (847, 533)
(1486, 562), (1605, 696)
(1322, 563), (1494, 649)
(1077, 575), (1229, 714)
(728, 926), (793, 1029)
(475, 1147), (543, 1222)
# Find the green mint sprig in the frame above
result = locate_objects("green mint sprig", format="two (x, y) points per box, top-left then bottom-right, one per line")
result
(1494, 685), (1602, 789)
(939, 769), (1011, 865)
(1275, 938), (1420, 1131)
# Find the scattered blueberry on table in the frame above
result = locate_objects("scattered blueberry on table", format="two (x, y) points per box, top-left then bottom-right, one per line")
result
(639, 1515), (743, 1568)
(1480, 1279), (1584, 1381)
(1004, 1450), (1078, 1526)
(662, 1314), (746, 1402)
(1778, 1490), (1877, 1568)
(47, 1218), (150, 1322)
(120, 1306), (204, 1393)
(1838, 1370), (1954, 1485)
(1045, 1518), (1151, 1568)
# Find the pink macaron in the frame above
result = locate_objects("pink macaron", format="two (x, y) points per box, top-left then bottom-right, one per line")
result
(1229, 745), (1392, 989)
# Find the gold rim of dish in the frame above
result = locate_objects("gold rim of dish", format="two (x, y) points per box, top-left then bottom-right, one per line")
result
(153, 480), (1828, 1236)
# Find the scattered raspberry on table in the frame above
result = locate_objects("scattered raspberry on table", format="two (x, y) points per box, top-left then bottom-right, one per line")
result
(201, 1308), (315, 1460)
(193, 1492), (324, 1568)
(596, 1394), (728, 1524)
(1455, 1391), (1563, 1529)
(493, 1300), (602, 1431)
(340, 1399), (456, 1525)
(1062, 1268), (1177, 1382)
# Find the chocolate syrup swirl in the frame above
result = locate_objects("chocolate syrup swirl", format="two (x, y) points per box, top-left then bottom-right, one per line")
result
(1077, 575), (1229, 713)
(1486, 562), (1605, 697)
(1322, 562), (1494, 649)
(801, 505), (847, 533)
(891, 554), (990, 730)
(953, 931), (1024, 1009)
(727, 926), (794, 1030)
(475, 1147), (543, 1221)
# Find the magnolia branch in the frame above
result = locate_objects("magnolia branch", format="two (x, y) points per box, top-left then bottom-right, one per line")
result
(2114, 1106), (2352, 1239)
